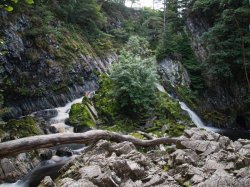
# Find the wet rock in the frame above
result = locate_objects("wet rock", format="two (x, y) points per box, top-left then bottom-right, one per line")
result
(56, 148), (73, 157)
(39, 149), (53, 161)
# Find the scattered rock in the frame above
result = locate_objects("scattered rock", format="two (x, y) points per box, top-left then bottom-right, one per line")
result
(38, 176), (55, 187)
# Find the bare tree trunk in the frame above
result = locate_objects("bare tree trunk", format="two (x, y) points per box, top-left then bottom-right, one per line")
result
(0, 130), (182, 159)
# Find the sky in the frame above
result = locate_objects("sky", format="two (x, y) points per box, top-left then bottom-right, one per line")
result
(125, 0), (164, 10)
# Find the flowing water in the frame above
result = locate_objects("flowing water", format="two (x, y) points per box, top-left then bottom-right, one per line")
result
(179, 101), (250, 140)
(49, 97), (84, 133)
(0, 96), (88, 187)
(1, 86), (250, 186)
(155, 83), (250, 140)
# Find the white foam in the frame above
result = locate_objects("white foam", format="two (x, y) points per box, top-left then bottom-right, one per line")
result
(179, 101), (205, 128)
(50, 97), (83, 132)
(0, 181), (24, 187)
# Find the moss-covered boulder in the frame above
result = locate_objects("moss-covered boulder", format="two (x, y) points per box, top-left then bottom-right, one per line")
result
(69, 100), (95, 132)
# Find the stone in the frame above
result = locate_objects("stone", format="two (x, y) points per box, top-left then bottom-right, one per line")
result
(197, 169), (250, 187)
(190, 174), (205, 184)
(218, 136), (231, 148)
(0, 158), (20, 181)
(56, 148), (73, 157)
(235, 168), (250, 178)
(39, 149), (53, 161)
(38, 176), (55, 187)
(170, 149), (199, 166)
(79, 165), (102, 179)
(122, 179), (142, 187)
(111, 141), (136, 155)
(158, 58), (191, 87)
(180, 140), (221, 155)
(238, 145), (250, 157)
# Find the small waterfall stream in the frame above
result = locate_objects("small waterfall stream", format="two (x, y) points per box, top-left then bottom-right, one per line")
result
(49, 97), (83, 133)
(155, 83), (250, 140)
(179, 102), (205, 128)
(1, 85), (250, 187)
(179, 99), (250, 140)
(0, 97), (88, 187)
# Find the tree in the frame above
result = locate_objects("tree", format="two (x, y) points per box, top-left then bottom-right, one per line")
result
(193, 0), (250, 84)
(110, 36), (159, 118)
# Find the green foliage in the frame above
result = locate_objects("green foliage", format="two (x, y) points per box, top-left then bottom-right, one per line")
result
(197, 0), (250, 80)
(69, 99), (95, 132)
(0, 93), (6, 122)
(52, 0), (106, 34)
(152, 92), (187, 137)
(124, 35), (152, 57)
(93, 35), (190, 136)
(110, 51), (158, 118)
(94, 74), (118, 124)
(0, 0), (34, 12)
(156, 0), (205, 92)
(0, 117), (39, 140)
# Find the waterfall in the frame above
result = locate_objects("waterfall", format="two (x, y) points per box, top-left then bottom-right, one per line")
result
(179, 102), (205, 128)
(49, 97), (84, 133)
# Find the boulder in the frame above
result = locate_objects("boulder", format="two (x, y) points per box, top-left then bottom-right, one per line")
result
(180, 140), (221, 155)
(170, 149), (200, 166)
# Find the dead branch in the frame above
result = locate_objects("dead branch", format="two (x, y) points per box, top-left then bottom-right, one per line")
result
(0, 130), (181, 158)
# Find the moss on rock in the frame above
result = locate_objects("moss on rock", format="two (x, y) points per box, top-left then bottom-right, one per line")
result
(69, 101), (95, 132)
(1, 116), (40, 140)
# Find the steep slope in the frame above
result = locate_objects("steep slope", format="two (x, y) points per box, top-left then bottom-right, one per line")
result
(184, 0), (250, 128)
(0, 2), (140, 119)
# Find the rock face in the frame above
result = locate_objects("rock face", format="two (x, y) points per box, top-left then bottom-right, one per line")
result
(0, 12), (117, 119)
(37, 128), (250, 187)
(158, 57), (190, 88)
(185, 10), (249, 128)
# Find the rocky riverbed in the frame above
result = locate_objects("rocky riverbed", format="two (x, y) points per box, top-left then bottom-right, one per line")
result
(32, 128), (250, 187)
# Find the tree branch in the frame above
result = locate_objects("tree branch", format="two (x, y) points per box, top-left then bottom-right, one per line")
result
(0, 130), (181, 159)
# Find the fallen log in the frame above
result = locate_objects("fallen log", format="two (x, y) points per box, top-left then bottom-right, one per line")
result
(0, 130), (182, 158)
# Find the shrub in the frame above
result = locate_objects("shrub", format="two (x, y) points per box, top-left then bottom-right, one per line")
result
(110, 51), (158, 118)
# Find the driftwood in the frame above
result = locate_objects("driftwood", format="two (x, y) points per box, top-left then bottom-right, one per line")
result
(0, 130), (182, 159)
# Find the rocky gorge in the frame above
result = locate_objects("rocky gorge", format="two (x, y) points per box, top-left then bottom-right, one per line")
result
(0, 0), (249, 186)
(1, 128), (249, 187)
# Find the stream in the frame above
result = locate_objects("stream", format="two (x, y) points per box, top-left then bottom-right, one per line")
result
(179, 102), (250, 140)
(1, 89), (250, 187)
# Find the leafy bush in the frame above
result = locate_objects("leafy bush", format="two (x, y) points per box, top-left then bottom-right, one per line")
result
(110, 51), (158, 118)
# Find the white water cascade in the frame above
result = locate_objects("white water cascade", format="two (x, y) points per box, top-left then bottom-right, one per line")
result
(179, 101), (222, 132)
(155, 83), (218, 132)
(0, 96), (90, 187)
(179, 102), (205, 128)
(49, 97), (84, 133)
